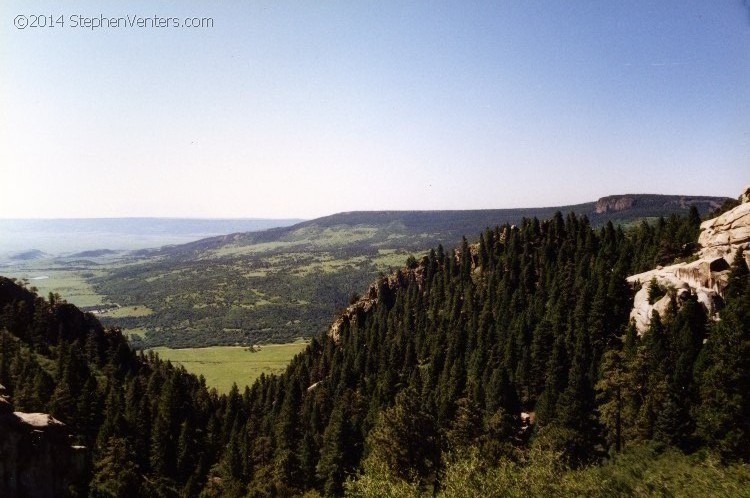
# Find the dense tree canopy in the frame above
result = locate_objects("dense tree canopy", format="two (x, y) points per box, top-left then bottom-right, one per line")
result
(1, 207), (748, 496)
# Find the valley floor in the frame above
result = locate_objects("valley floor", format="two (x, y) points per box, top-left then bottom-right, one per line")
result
(149, 341), (309, 393)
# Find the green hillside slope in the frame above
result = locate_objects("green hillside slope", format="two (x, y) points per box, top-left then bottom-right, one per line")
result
(1, 202), (747, 496)
(89, 194), (726, 347)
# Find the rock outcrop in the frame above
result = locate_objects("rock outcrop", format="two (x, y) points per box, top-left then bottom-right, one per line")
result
(627, 262), (726, 332)
(326, 228), (502, 344)
(697, 193), (750, 261)
(593, 194), (725, 217)
(595, 196), (637, 214)
(742, 185), (750, 204)
(0, 384), (87, 498)
(328, 263), (431, 344)
(627, 186), (750, 333)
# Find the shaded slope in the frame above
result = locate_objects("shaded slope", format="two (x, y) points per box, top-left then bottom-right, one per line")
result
(0, 276), (227, 496)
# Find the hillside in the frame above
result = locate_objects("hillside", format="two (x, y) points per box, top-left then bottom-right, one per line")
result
(0, 193), (748, 496)
(0, 276), (227, 496)
(90, 193), (726, 348)
(204, 190), (749, 495)
(7, 249), (48, 261)
(147, 193), (725, 257)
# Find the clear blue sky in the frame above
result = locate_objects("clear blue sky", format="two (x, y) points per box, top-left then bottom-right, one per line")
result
(1, 1), (748, 218)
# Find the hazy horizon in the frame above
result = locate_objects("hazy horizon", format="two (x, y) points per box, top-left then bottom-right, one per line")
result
(0, 189), (739, 221)
(2, 1), (748, 218)
(0, 216), (306, 221)
(0, 217), (304, 254)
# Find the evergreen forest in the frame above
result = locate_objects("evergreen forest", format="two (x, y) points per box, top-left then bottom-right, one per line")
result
(1, 207), (749, 496)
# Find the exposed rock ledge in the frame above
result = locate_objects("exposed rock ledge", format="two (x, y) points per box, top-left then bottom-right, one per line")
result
(328, 265), (427, 343)
(595, 195), (636, 214)
(627, 261), (729, 332)
(0, 384), (87, 498)
(627, 186), (750, 333)
(326, 228), (502, 344)
(698, 194), (750, 260)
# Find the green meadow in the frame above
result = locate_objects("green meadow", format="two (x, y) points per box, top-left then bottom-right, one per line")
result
(4, 269), (106, 308)
(150, 341), (309, 393)
(98, 305), (154, 318)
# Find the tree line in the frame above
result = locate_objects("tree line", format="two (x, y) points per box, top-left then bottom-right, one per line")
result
(0, 206), (748, 496)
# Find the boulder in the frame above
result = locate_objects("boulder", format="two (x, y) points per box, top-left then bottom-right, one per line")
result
(13, 412), (65, 428)
(0, 393), (87, 497)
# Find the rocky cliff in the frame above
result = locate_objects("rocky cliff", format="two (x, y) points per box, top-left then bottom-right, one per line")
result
(0, 384), (87, 497)
(594, 194), (723, 215)
(595, 195), (637, 214)
(327, 227), (509, 344)
(697, 190), (750, 260)
(627, 186), (750, 332)
(328, 264), (428, 343)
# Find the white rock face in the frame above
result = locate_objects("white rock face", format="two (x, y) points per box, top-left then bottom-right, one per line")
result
(627, 262), (725, 332)
(13, 412), (65, 428)
(698, 200), (750, 260)
(627, 186), (750, 333)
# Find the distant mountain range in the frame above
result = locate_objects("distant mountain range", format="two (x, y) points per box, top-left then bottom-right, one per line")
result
(6, 249), (49, 261)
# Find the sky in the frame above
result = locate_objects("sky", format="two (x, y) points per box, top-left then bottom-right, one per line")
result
(1, 1), (749, 219)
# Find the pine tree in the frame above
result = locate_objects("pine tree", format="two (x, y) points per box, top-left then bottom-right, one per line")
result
(89, 437), (144, 498)
(76, 376), (102, 441)
(725, 248), (748, 301)
(696, 258), (750, 460)
(272, 379), (302, 490)
(596, 348), (627, 452)
(150, 373), (180, 478)
(316, 402), (347, 496)
(365, 386), (439, 486)
(445, 393), (483, 452)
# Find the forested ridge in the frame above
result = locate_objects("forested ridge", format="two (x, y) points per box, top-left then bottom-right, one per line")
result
(86, 194), (725, 349)
(1, 206), (749, 496)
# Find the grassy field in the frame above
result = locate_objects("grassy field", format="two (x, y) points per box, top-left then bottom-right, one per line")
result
(150, 341), (309, 393)
(98, 305), (153, 318)
(3, 269), (106, 308)
(123, 328), (147, 339)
